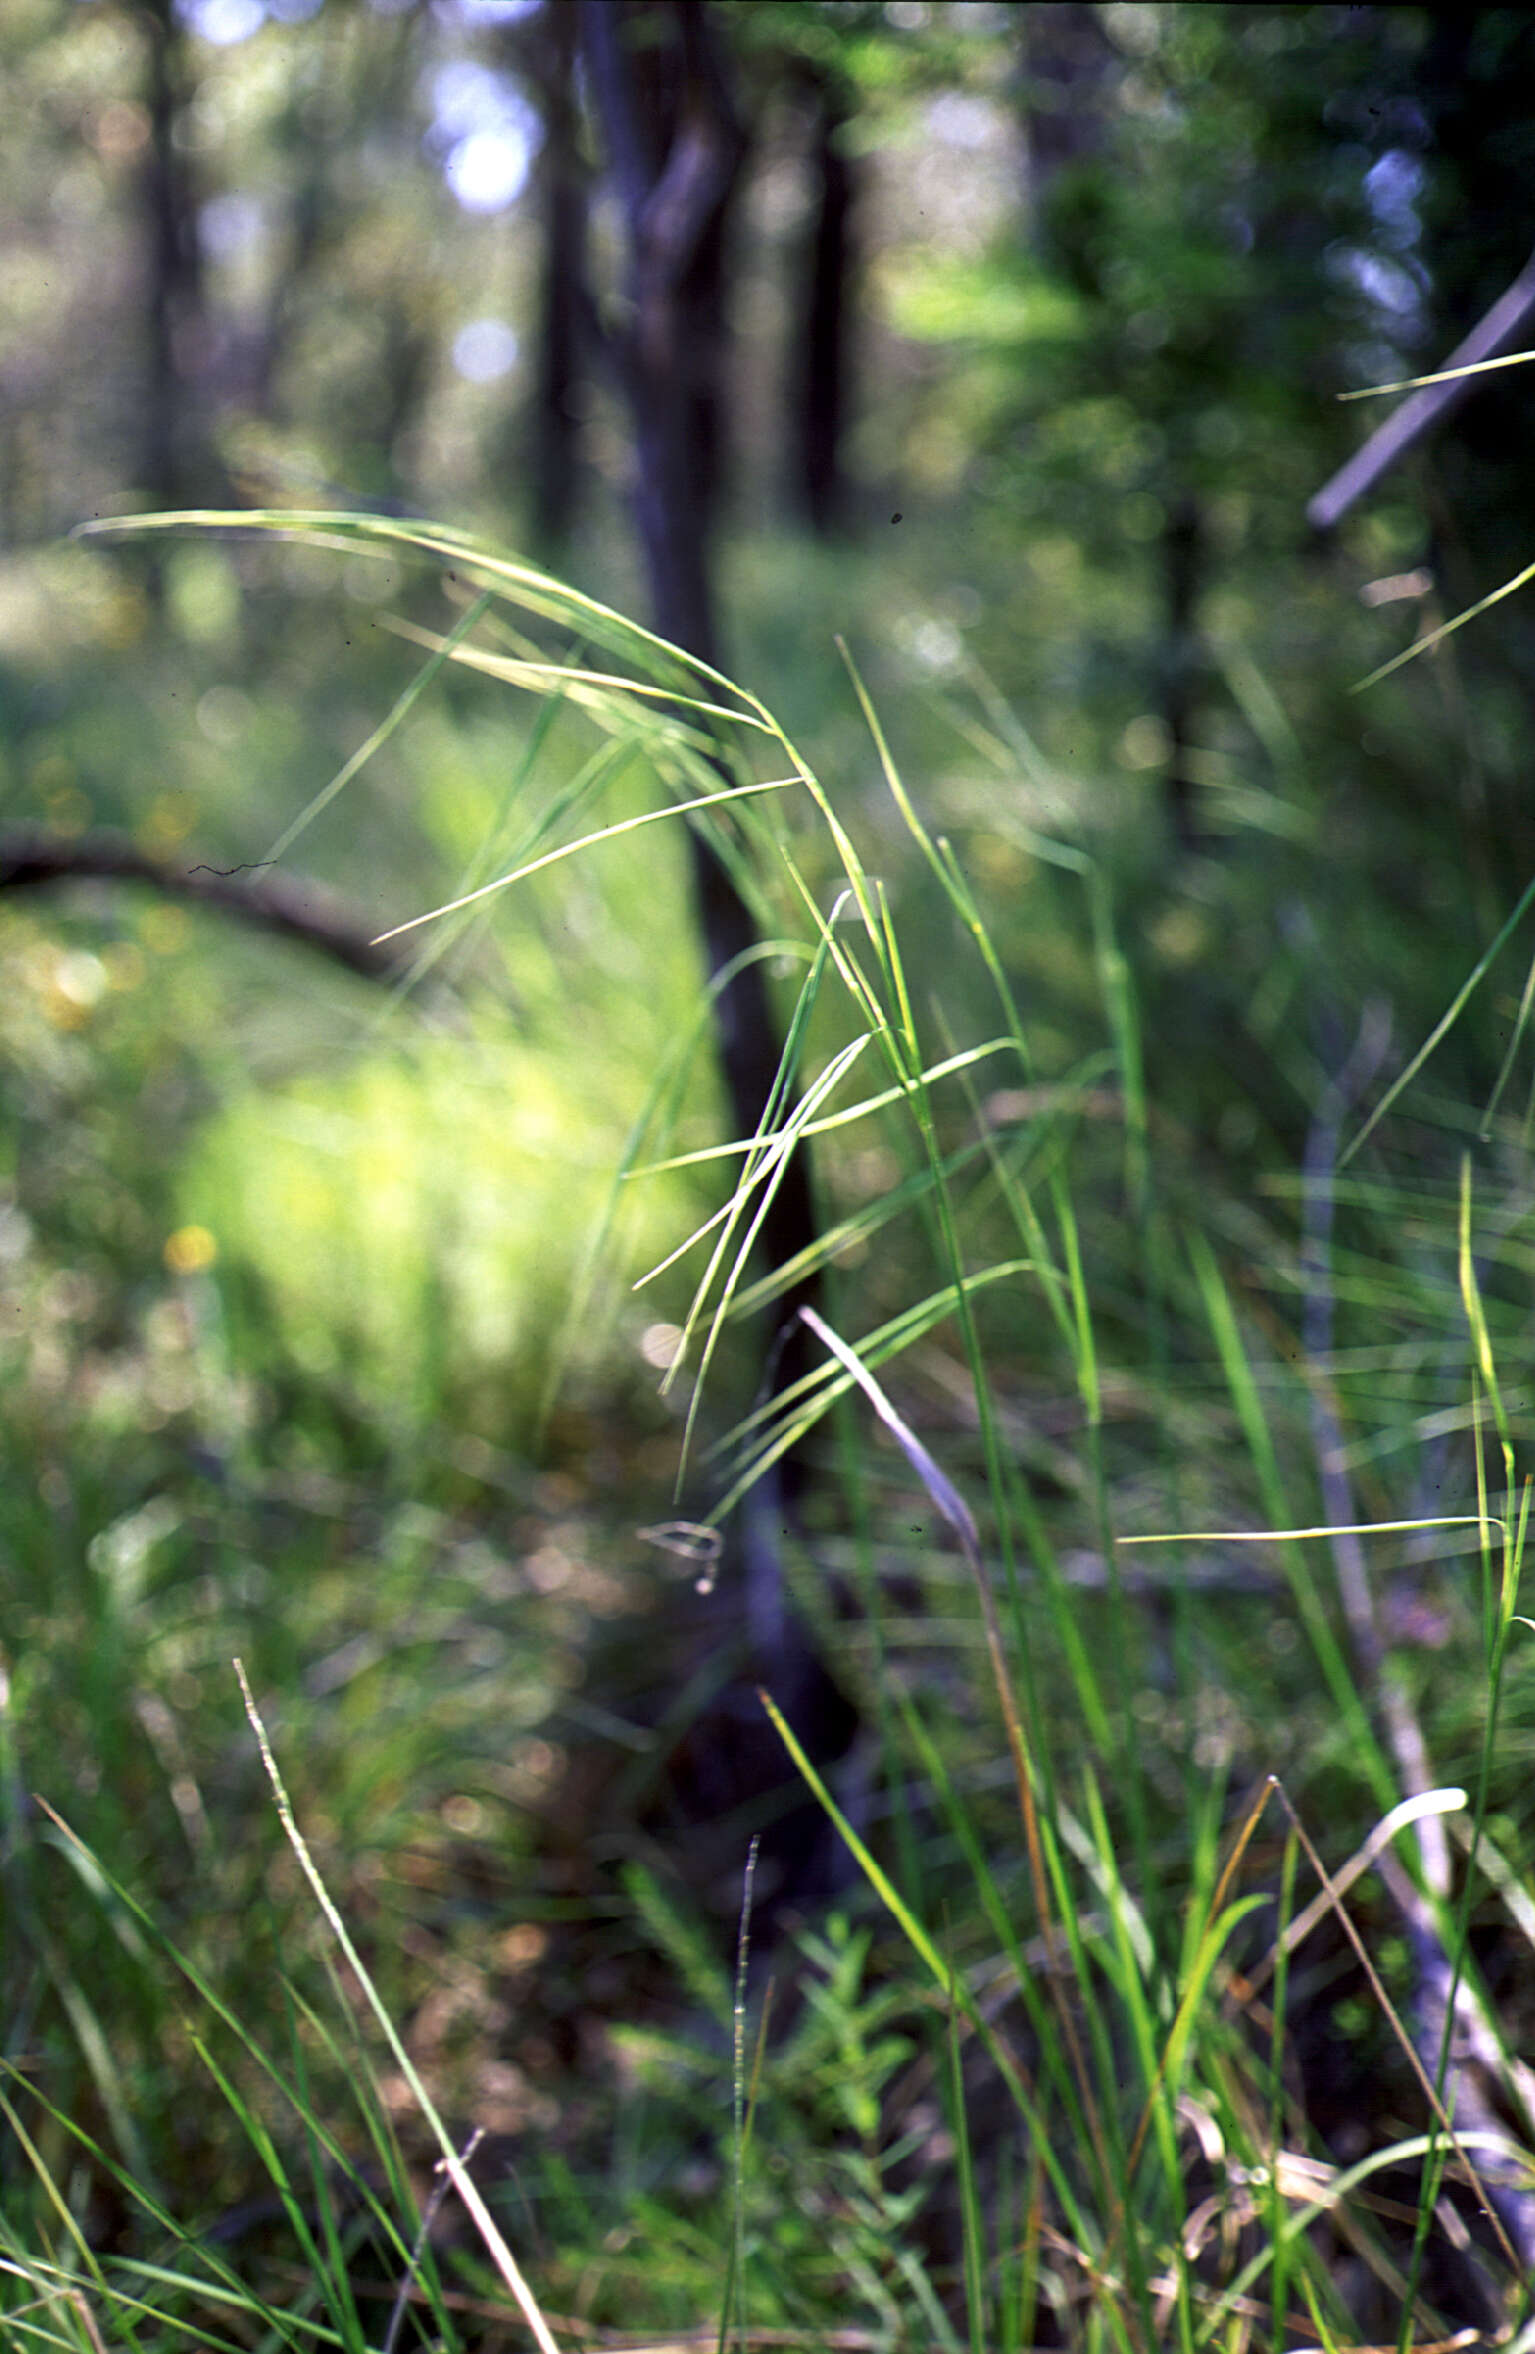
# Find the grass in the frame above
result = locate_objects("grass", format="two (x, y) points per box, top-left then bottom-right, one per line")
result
(4, 508), (1535, 2347)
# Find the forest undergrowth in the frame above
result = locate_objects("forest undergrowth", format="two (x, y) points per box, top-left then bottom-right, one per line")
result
(4, 513), (1535, 2352)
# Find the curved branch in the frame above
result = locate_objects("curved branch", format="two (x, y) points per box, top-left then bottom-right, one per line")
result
(0, 829), (412, 986)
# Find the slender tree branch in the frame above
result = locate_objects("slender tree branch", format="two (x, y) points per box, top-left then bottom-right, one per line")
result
(0, 829), (413, 986)
(1309, 246), (1535, 533)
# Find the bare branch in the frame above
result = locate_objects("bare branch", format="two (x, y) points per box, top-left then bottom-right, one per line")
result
(0, 829), (413, 986)
(1309, 246), (1535, 533)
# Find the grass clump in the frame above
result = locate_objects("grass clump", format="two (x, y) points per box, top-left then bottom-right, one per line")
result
(4, 510), (1535, 2348)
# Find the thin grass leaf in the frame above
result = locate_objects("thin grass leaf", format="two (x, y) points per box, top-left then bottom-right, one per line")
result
(233, 1664), (563, 2354)
(0, 2070), (307, 2349)
(380, 617), (777, 741)
(665, 1022), (854, 1486)
(1267, 1779), (1522, 2280)
(630, 1036), (1022, 1175)
(755, 1691), (1094, 2246)
(1338, 347), (1535, 398)
(941, 1930), (988, 2354)
(1340, 869), (1535, 1163)
(718, 1837), (760, 2354)
(371, 774), (796, 945)
(1353, 556), (1535, 691)
(635, 1031), (862, 1300)
(1118, 1516), (1490, 1547)
(265, 588), (494, 865)
(1189, 1230), (1396, 1811)
(795, 1297), (1117, 2222)
(896, 1696), (1100, 2172)
(711, 1260), (1035, 1523)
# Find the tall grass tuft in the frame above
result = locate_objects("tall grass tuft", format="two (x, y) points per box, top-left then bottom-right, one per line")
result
(4, 507), (1533, 2347)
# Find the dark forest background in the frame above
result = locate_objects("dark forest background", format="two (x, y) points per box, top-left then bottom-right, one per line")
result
(9, 6), (1535, 2348)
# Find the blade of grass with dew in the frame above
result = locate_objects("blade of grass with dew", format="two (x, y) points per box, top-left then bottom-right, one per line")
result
(718, 1836), (759, 2354)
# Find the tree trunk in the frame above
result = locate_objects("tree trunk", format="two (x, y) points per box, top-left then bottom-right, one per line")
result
(580, 1), (850, 1915)
(522, 2), (587, 558)
(793, 66), (856, 536)
(1162, 490), (1204, 847)
(139, 0), (203, 516)
(580, 0), (820, 1471)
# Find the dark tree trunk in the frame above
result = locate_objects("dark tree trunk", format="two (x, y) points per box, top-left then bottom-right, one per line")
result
(517, 2), (588, 558)
(793, 67), (856, 537)
(1019, 0), (1116, 198)
(579, 0), (820, 1453)
(139, 0), (204, 515)
(1162, 490), (1204, 848)
(579, 1), (849, 1913)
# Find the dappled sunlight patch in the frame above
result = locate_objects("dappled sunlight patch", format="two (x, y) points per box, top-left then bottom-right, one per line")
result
(180, 1034), (698, 1430)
